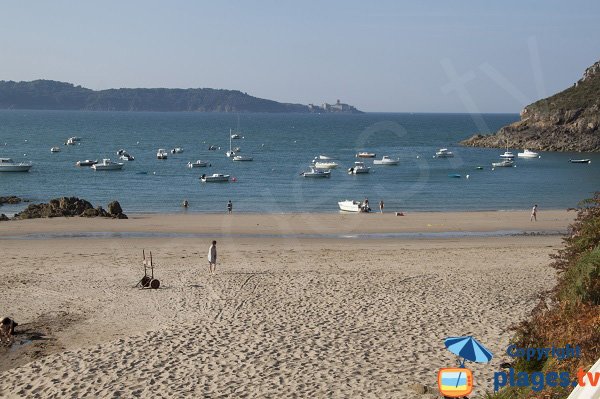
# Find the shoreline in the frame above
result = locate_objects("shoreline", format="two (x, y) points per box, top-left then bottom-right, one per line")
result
(0, 209), (573, 238)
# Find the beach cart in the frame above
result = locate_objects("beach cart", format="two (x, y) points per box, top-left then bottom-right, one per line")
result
(135, 250), (160, 289)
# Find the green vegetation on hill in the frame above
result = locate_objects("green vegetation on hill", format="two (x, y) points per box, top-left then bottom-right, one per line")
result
(486, 192), (600, 399)
(0, 80), (362, 113)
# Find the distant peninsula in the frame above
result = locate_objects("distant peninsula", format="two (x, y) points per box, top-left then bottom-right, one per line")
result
(0, 80), (362, 114)
(462, 59), (600, 152)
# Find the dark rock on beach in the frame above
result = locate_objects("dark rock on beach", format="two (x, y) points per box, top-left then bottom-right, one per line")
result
(0, 214), (9, 221)
(107, 201), (128, 219)
(0, 196), (23, 206)
(461, 59), (600, 152)
(14, 197), (127, 220)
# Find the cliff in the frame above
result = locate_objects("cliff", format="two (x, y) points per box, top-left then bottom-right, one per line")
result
(0, 80), (362, 113)
(461, 59), (600, 152)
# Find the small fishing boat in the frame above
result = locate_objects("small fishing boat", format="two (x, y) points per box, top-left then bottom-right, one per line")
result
(233, 155), (253, 161)
(569, 159), (591, 164)
(208, 145), (218, 151)
(356, 152), (376, 158)
(200, 173), (230, 182)
(0, 158), (33, 172)
(171, 147), (184, 154)
(517, 149), (540, 158)
(50, 146), (61, 153)
(66, 137), (78, 145)
(76, 159), (98, 167)
(188, 160), (210, 168)
(313, 160), (338, 169)
(338, 200), (369, 212)
(499, 151), (515, 159)
(157, 149), (168, 159)
(373, 156), (399, 165)
(492, 159), (514, 168)
(119, 152), (135, 161)
(91, 159), (123, 171)
(302, 167), (331, 178)
(230, 133), (242, 139)
(348, 161), (370, 174)
(435, 148), (454, 158)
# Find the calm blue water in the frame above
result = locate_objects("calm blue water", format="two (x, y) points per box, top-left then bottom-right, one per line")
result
(0, 110), (598, 214)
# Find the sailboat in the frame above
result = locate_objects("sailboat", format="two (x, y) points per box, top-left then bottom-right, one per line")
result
(499, 139), (515, 159)
(226, 129), (236, 157)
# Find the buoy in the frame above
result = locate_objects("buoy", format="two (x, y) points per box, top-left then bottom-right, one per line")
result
(416, 155), (420, 159)
(232, 177), (237, 182)
(466, 174), (470, 179)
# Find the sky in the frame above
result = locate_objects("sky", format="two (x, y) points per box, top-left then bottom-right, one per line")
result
(0, 1), (599, 112)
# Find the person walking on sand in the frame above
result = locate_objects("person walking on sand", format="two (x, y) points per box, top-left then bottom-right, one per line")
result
(530, 204), (538, 222)
(227, 200), (233, 214)
(207, 240), (217, 274)
(379, 200), (384, 213)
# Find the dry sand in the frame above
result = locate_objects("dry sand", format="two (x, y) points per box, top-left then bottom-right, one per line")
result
(0, 212), (569, 398)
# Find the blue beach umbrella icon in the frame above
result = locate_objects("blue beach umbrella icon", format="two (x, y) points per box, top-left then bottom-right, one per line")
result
(444, 336), (493, 390)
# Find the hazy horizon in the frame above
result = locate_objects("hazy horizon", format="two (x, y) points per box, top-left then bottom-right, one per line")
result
(1, 1), (598, 113)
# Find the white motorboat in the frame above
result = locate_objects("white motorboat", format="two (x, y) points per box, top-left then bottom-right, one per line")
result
(338, 200), (369, 212)
(50, 146), (61, 153)
(157, 149), (168, 159)
(188, 160), (210, 168)
(171, 147), (184, 154)
(569, 159), (591, 164)
(318, 155), (335, 160)
(373, 156), (399, 165)
(66, 137), (78, 145)
(348, 161), (370, 174)
(230, 133), (242, 139)
(69, 136), (81, 142)
(302, 167), (331, 178)
(517, 149), (540, 158)
(435, 148), (454, 158)
(492, 159), (515, 168)
(200, 173), (230, 182)
(313, 160), (338, 169)
(499, 151), (515, 159)
(119, 151), (135, 161)
(0, 158), (33, 172)
(76, 159), (98, 167)
(233, 155), (253, 161)
(356, 152), (376, 158)
(91, 159), (123, 171)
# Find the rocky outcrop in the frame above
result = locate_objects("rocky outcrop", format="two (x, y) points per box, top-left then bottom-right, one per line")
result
(461, 59), (600, 152)
(14, 197), (127, 220)
(107, 201), (128, 219)
(0, 196), (23, 206)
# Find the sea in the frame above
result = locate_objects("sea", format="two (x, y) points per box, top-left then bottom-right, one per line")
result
(0, 110), (598, 215)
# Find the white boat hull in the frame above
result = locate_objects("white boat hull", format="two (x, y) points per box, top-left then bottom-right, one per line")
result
(188, 161), (209, 168)
(338, 200), (362, 212)
(0, 164), (32, 172)
(201, 174), (230, 182)
(233, 156), (253, 161)
(303, 171), (330, 178)
(314, 162), (338, 169)
(492, 160), (514, 168)
(373, 159), (399, 165)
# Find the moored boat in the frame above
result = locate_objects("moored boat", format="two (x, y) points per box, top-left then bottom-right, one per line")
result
(76, 159), (98, 167)
(0, 158), (33, 172)
(91, 159), (124, 171)
(313, 160), (338, 169)
(517, 149), (540, 158)
(302, 167), (331, 178)
(338, 200), (369, 212)
(356, 152), (376, 158)
(348, 161), (370, 174)
(188, 160), (210, 168)
(569, 159), (591, 164)
(492, 159), (515, 168)
(171, 147), (184, 154)
(200, 173), (230, 182)
(157, 149), (168, 159)
(373, 156), (399, 165)
(50, 146), (61, 153)
(435, 148), (454, 158)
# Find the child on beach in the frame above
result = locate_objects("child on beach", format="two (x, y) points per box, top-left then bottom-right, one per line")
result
(208, 240), (217, 274)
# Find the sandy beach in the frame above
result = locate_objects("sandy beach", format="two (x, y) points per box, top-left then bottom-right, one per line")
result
(0, 211), (570, 397)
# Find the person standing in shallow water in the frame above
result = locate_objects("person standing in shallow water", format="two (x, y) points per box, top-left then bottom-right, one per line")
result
(530, 204), (538, 222)
(227, 200), (233, 214)
(207, 240), (217, 275)
(379, 200), (384, 213)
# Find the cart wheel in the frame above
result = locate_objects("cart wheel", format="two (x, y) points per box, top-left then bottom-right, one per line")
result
(141, 276), (151, 287)
(150, 279), (160, 289)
